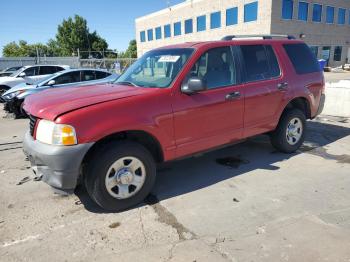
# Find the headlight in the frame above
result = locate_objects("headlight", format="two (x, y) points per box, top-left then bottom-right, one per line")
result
(36, 120), (77, 146)
(4, 90), (25, 100)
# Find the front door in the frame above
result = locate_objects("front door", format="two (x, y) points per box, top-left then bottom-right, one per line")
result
(172, 46), (244, 158)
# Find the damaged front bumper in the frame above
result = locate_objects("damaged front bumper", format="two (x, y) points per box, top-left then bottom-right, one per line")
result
(23, 131), (94, 194)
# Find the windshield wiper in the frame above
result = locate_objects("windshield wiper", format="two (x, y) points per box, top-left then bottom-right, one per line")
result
(115, 81), (139, 87)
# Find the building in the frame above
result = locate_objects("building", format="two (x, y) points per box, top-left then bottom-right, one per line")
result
(135, 0), (350, 67)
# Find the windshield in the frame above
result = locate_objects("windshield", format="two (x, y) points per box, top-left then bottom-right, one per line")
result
(115, 48), (194, 88)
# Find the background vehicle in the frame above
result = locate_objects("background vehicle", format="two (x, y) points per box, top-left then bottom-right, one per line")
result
(23, 35), (325, 211)
(2, 68), (118, 118)
(0, 65), (69, 96)
(0, 66), (23, 77)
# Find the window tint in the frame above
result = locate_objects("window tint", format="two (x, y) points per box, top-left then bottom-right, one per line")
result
(56, 66), (65, 72)
(210, 11), (221, 29)
(197, 15), (206, 32)
(298, 2), (308, 21)
(54, 71), (81, 85)
(283, 43), (321, 74)
(312, 4), (322, 22)
(82, 71), (95, 81)
(240, 45), (280, 82)
(334, 46), (342, 61)
(326, 6), (334, 23)
(140, 31), (146, 42)
(282, 0), (293, 20)
(309, 46), (318, 58)
(95, 71), (111, 79)
(189, 47), (237, 89)
(23, 67), (38, 76)
(226, 7), (238, 26)
(244, 1), (258, 22)
(164, 24), (171, 38)
(147, 29), (153, 41)
(174, 22), (181, 36)
(338, 8), (346, 25)
(39, 66), (57, 75)
(185, 19), (193, 34)
(155, 27), (162, 39)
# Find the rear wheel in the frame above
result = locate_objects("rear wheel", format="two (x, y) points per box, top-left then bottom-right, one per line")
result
(84, 141), (156, 211)
(270, 108), (306, 153)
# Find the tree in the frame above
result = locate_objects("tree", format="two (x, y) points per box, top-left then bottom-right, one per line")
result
(119, 40), (137, 58)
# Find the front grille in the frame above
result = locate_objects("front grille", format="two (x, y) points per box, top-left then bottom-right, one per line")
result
(29, 115), (37, 137)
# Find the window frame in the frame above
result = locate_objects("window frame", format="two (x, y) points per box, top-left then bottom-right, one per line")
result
(338, 8), (346, 25)
(147, 29), (154, 41)
(164, 24), (171, 38)
(174, 21), (182, 36)
(155, 27), (162, 40)
(210, 11), (221, 29)
(140, 31), (146, 42)
(226, 7), (238, 26)
(282, 0), (294, 20)
(325, 6), (335, 24)
(298, 1), (309, 22)
(185, 19), (193, 34)
(244, 1), (258, 22)
(333, 46), (342, 61)
(312, 3), (323, 23)
(238, 44), (282, 84)
(197, 15), (206, 32)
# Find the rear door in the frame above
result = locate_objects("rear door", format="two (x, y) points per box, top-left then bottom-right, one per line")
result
(239, 44), (289, 137)
(22, 66), (40, 84)
(172, 46), (244, 158)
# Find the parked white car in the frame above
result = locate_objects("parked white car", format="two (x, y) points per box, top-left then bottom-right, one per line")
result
(0, 65), (69, 95)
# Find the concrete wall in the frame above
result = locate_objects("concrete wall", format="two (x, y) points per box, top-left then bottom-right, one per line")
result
(135, 0), (273, 57)
(270, 0), (350, 67)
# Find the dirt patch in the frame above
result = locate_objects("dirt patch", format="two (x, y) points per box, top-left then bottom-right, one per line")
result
(216, 156), (250, 169)
(109, 222), (121, 229)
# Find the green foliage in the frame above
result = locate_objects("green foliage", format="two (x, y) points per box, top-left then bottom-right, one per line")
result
(2, 15), (112, 58)
(118, 40), (137, 58)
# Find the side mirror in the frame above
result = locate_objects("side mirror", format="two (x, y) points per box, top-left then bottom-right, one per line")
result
(181, 77), (206, 94)
(18, 72), (26, 78)
(47, 80), (56, 86)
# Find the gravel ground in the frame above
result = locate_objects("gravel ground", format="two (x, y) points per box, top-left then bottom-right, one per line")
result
(0, 107), (350, 261)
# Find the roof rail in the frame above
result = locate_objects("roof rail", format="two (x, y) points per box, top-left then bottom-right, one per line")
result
(221, 34), (296, 41)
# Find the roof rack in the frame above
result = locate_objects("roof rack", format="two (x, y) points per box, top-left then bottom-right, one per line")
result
(221, 34), (296, 41)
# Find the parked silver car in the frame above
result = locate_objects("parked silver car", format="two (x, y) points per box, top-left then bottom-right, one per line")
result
(0, 66), (23, 77)
(1, 68), (119, 118)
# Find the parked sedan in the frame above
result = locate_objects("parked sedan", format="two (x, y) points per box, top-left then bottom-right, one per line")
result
(0, 65), (69, 97)
(0, 66), (23, 77)
(1, 68), (119, 118)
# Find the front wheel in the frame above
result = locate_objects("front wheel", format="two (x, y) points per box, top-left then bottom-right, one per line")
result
(270, 108), (306, 153)
(84, 141), (156, 212)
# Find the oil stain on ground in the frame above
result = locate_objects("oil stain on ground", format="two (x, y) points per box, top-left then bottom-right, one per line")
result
(216, 156), (250, 169)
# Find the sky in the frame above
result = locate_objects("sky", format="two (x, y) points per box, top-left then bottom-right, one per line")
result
(0, 0), (185, 56)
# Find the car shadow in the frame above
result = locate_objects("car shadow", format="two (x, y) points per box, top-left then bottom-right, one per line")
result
(75, 118), (350, 213)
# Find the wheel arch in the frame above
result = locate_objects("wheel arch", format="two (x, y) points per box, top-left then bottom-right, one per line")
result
(282, 97), (311, 120)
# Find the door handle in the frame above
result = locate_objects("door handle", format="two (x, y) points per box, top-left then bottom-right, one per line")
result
(277, 82), (288, 91)
(225, 92), (241, 101)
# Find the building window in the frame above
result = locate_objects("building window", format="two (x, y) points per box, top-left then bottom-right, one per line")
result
(164, 24), (171, 38)
(155, 27), (162, 40)
(226, 7), (238, 26)
(298, 2), (308, 21)
(334, 46), (342, 61)
(197, 15), (206, 32)
(326, 6), (334, 23)
(140, 31), (146, 42)
(312, 4), (322, 22)
(309, 46), (318, 58)
(185, 19), (193, 34)
(338, 8), (346, 25)
(210, 11), (221, 29)
(282, 0), (293, 20)
(244, 2), (258, 22)
(147, 29), (153, 41)
(174, 22), (181, 36)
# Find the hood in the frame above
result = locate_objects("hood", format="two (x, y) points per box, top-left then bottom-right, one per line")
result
(0, 76), (17, 84)
(2, 82), (36, 96)
(23, 84), (156, 121)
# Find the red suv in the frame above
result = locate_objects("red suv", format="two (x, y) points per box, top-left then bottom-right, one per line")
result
(23, 35), (325, 211)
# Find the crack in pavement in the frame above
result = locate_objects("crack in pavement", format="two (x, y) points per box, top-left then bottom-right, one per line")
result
(145, 194), (196, 241)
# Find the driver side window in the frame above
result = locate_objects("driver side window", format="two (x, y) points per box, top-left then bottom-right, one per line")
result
(23, 67), (38, 77)
(190, 47), (237, 89)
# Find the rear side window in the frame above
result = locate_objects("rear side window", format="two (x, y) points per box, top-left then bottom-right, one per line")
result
(39, 66), (57, 75)
(95, 71), (111, 79)
(283, 43), (321, 74)
(240, 45), (281, 82)
(56, 66), (66, 72)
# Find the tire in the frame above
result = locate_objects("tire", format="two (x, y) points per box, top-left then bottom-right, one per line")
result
(84, 141), (156, 212)
(270, 108), (306, 153)
(13, 100), (27, 119)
